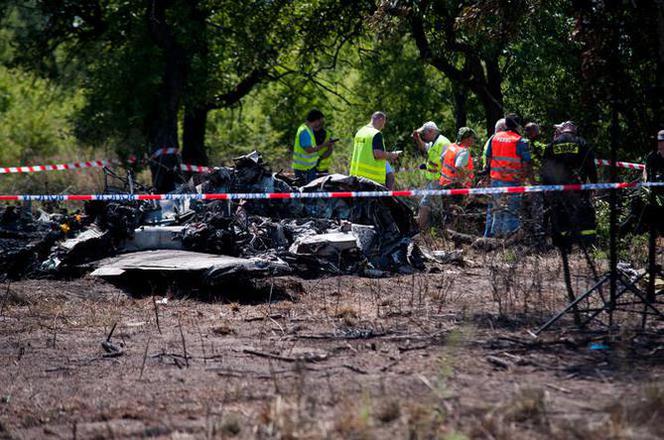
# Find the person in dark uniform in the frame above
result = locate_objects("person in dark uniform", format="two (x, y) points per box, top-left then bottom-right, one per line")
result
(541, 121), (598, 249)
(642, 129), (664, 232)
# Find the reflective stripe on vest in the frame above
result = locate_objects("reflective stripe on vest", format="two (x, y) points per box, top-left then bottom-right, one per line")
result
(292, 124), (318, 171)
(439, 144), (474, 188)
(350, 125), (386, 185)
(424, 135), (451, 181)
(489, 131), (524, 182)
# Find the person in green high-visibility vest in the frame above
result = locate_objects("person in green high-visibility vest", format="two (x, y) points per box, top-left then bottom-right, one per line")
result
(413, 121), (451, 181)
(412, 121), (451, 231)
(292, 109), (336, 184)
(349, 111), (401, 185)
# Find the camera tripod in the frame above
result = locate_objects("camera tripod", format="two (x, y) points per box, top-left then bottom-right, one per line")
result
(531, 188), (664, 336)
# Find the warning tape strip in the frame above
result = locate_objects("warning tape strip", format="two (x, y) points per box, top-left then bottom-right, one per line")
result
(180, 163), (217, 173)
(594, 159), (644, 170)
(0, 156), (647, 176)
(1, 181), (662, 202)
(0, 160), (113, 174)
(151, 148), (179, 158)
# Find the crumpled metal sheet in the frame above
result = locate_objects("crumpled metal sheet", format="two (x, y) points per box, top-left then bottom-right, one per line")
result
(288, 232), (359, 257)
(90, 249), (291, 286)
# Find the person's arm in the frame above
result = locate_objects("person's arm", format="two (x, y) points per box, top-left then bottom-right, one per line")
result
(483, 137), (493, 173)
(454, 149), (473, 182)
(517, 138), (534, 182)
(412, 131), (427, 154)
(372, 132), (400, 162)
(301, 129), (332, 154)
(318, 143), (334, 159)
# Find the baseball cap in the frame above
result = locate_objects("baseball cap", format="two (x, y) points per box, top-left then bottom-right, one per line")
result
(658, 129), (664, 141)
(417, 121), (439, 133)
(456, 127), (477, 142)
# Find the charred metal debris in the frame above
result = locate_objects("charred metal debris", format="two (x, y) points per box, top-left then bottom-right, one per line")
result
(0, 152), (430, 286)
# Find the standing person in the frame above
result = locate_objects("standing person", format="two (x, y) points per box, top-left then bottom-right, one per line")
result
(523, 122), (548, 242)
(541, 121), (598, 248)
(645, 129), (664, 182)
(484, 115), (533, 237)
(412, 121), (452, 230)
(349, 112), (400, 186)
(481, 118), (507, 169)
(641, 129), (664, 231)
(438, 127), (476, 227)
(413, 121), (451, 182)
(314, 124), (334, 176)
(292, 109), (335, 184)
(439, 127), (476, 188)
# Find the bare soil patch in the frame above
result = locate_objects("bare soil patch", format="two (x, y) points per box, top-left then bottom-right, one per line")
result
(1, 252), (664, 439)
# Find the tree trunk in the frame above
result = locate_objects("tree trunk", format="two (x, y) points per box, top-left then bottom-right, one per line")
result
(656, 0), (664, 132)
(145, 0), (189, 192)
(481, 56), (505, 135)
(182, 105), (209, 165)
(452, 82), (468, 129)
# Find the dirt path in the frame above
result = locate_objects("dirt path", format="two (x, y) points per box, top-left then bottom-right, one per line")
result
(1, 256), (664, 439)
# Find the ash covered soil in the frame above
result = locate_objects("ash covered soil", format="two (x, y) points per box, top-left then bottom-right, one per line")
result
(1, 253), (664, 439)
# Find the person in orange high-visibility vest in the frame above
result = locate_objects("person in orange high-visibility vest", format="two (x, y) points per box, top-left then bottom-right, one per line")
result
(440, 127), (476, 188)
(483, 114), (533, 237)
(437, 127), (476, 227)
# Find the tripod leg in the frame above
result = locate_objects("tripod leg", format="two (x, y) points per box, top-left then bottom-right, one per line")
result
(643, 219), (657, 328)
(580, 242), (606, 303)
(561, 246), (581, 326)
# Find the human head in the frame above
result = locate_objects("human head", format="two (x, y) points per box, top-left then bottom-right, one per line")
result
(504, 114), (520, 132)
(371, 111), (387, 131)
(416, 121), (440, 142)
(525, 122), (540, 140)
(306, 109), (325, 130)
(658, 129), (664, 155)
(494, 118), (507, 133)
(554, 120), (577, 136)
(456, 127), (477, 147)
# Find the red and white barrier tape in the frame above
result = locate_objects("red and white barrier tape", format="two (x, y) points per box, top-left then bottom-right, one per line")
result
(594, 159), (644, 170)
(1, 181), (662, 202)
(0, 160), (113, 174)
(151, 148), (179, 158)
(179, 163), (218, 173)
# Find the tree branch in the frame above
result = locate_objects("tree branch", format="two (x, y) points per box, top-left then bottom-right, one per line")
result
(207, 68), (269, 109)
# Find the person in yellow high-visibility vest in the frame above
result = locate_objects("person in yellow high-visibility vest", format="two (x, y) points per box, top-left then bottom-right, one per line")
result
(412, 121), (451, 231)
(292, 109), (336, 184)
(349, 112), (401, 186)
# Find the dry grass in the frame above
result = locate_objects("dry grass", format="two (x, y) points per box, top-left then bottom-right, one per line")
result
(212, 320), (235, 335)
(333, 305), (359, 326)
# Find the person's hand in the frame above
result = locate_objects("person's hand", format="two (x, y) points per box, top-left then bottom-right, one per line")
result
(412, 131), (420, 141)
(389, 151), (402, 162)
